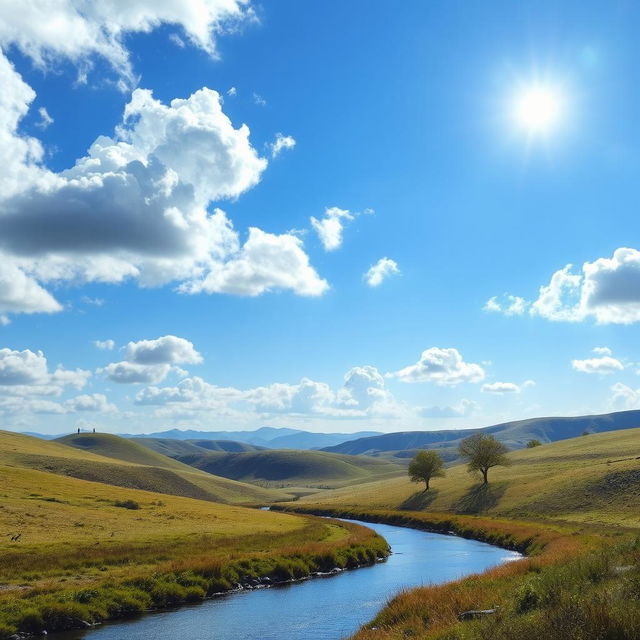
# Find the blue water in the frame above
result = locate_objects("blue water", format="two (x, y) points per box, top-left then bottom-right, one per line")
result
(58, 519), (520, 640)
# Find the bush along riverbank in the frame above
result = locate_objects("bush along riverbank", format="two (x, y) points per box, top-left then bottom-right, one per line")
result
(274, 506), (639, 639)
(0, 518), (389, 639)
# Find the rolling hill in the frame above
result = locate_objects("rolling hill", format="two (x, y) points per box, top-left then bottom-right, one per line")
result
(174, 449), (405, 488)
(302, 428), (640, 526)
(322, 409), (640, 460)
(133, 437), (265, 458)
(129, 426), (382, 449)
(1, 431), (290, 504)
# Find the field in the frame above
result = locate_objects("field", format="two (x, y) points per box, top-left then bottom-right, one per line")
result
(299, 428), (640, 526)
(0, 432), (389, 637)
(174, 448), (405, 489)
(285, 428), (640, 639)
(1, 431), (290, 504)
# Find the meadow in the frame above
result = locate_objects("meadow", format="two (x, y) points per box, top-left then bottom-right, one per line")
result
(283, 428), (640, 639)
(0, 432), (389, 638)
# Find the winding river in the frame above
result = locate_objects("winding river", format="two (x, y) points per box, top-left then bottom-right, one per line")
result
(58, 518), (520, 640)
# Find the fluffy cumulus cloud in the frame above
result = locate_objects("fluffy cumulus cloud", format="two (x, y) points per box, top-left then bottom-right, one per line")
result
(65, 393), (116, 413)
(484, 295), (527, 316)
(389, 347), (485, 386)
(489, 248), (640, 324)
(270, 133), (296, 158)
(0, 0), (253, 80)
(103, 335), (201, 384)
(0, 347), (92, 418)
(0, 3), (328, 321)
(134, 364), (406, 419)
(482, 380), (535, 394)
(310, 207), (354, 252)
(180, 227), (328, 296)
(0, 348), (89, 392)
(125, 335), (202, 365)
(365, 257), (399, 287)
(572, 347), (624, 374)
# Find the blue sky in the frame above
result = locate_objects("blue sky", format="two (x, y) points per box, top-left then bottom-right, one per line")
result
(1, 1), (640, 435)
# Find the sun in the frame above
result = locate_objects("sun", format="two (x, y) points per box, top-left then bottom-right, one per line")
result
(512, 85), (564, 134)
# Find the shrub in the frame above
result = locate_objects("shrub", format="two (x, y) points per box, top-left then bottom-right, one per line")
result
(150, 581), (187, 607)
(526, 439), (542, 448)
(41, 601), (91, 631)
(113, 499), (140, 510)
(17, 608), (44, 633)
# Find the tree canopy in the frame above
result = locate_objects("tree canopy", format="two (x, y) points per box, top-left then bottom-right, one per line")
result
(408, 450), (445, 491)
(458, 433), (510, 484)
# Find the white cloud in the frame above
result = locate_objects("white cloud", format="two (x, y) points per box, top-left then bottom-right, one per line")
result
(610, 382), (640, 410)
(66, 393), (116, 413)
(0, 348), (90, 395)
(0, 9), (328, 321)
(94, 339), (115, 351)
(0, 0), (253, 81)
(572, 355), (624, 375)
(227, 87), (237, 97)
(102, 335), (201, 384)
(491, 248), (640, 324)
(180, 227), (328, 296)
(125, 335), (202, 365)
(253, 92), (266, 106)
(482, 381), (522, 394)
(420, 399), (478, 418)
(483, 295), (527, 316)
(103, 361), (171, 384)
(270, 133), (296, 158)
(36, 107), (53, 129)
(134, 365), (405, 419)
(593, 346), (612, 356)
(310, 207), (355, 251)
(365, 257), (399, 287)
(389, 347), (485, 386)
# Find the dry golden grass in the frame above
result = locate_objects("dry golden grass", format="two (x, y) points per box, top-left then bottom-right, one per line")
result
(298, 429), (640, 526)
(0, 430), (290, 504)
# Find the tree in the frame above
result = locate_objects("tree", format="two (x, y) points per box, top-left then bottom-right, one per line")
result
(458, 434), (510, 484)
(526, 439), (542, 448)
(408, 450), (445, 491)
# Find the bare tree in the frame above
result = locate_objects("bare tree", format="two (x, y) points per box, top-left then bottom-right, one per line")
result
(408, 450), (445, 491)
(458, 434), (510, 484)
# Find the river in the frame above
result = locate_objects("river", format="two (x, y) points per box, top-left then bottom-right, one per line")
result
(57, 518), (521, 640)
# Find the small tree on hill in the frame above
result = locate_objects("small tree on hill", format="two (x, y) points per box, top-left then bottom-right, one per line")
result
(458, 434), (510, 484)
(408, 450), (445, 491)
(526, 439), (542, 448)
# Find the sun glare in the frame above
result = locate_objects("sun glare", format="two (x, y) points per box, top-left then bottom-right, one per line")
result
(513, 85), (564, 134)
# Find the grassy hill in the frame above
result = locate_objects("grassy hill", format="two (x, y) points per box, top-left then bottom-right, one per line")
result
(322, 409), (640, 460)
(0, 451), (387, 638)
(1, 431), (290, 504)
(301, 428), (640, 526)
(175, 449), (405, 489)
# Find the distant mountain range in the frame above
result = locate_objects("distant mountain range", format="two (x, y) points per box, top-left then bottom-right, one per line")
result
(128, 427), (384, 450)
(322, 410), (640, 459)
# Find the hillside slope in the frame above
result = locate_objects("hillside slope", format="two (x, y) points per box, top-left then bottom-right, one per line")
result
(1, 431), (289, 504)
(302, 428), (640, 526)
(323, 409), (640, 458)
(176, 449), (404, 488)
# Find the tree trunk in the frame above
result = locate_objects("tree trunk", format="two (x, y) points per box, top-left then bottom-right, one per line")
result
(482, 468), (488, 484)
(424, 478), (430, 492)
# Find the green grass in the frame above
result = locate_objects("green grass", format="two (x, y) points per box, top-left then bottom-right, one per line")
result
(0, 449), (389, 638)
(298, 428), (640, 526)
(175, 448), (405, 489)
(1, 431), (291, 504)
(135, 437), (266, 457)
(56, 432), (195, 470)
